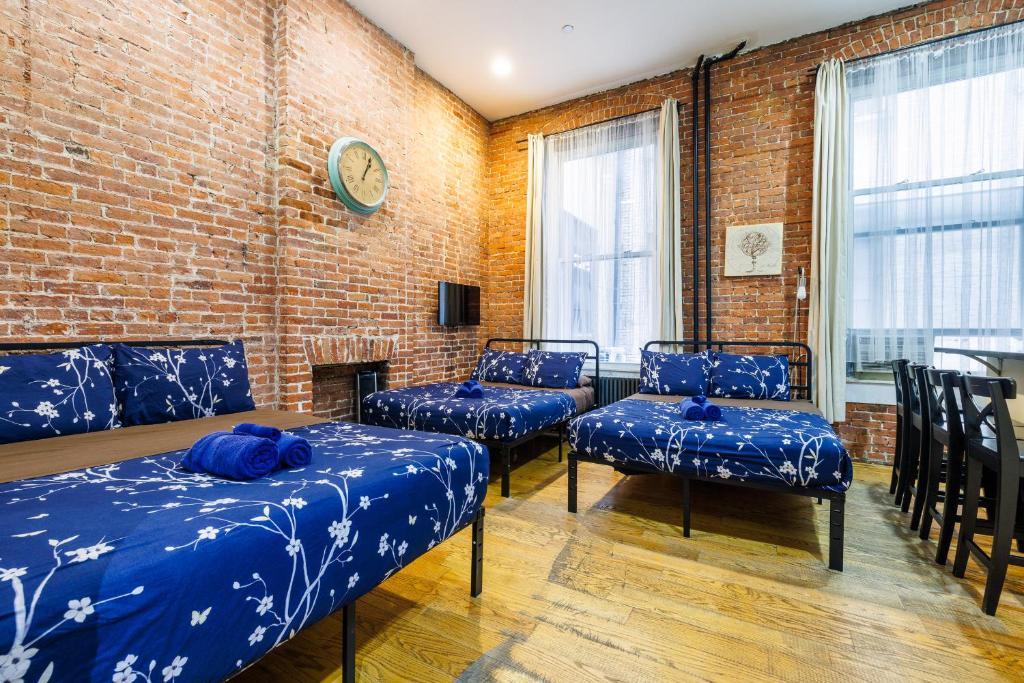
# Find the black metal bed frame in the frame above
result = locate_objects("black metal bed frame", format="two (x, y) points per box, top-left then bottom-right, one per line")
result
(567, 338), (845, 571)
(482, 338), (600, 497)
(1, 338), (486, 681)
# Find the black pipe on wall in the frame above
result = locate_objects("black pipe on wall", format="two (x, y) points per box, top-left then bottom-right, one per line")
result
(698, 41), (745, 346)
(690, 55), (704, 351)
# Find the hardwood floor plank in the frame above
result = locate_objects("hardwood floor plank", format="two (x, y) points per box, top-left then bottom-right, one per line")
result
(236, 448), (1024, 682)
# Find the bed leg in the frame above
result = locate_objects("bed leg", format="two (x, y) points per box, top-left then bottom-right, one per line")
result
(342, 601), (356, 683)
(471, 508), (485, 597)
(568, 453), (578, 513)
(500, 445), (511, 498)
(558, 425), (564, 463)
(829, 494), (845, 572)
(682, 477), (691, 538)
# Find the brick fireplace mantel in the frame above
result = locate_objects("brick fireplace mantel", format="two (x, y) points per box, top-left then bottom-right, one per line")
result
(302, 334), (399, 367)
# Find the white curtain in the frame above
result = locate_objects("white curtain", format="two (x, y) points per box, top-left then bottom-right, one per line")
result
(845, 23), (1024, 374)
(523, 133), (545, 339)
(540, 110), (660, 363)
(809, 58), (848, 423)
(657, 98), (684, 339)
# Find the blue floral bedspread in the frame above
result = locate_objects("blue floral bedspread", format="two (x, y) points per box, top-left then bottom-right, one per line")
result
(361, 382), (577, 443)
(569, 399), (852, 492)
(0, 422), (487, 683)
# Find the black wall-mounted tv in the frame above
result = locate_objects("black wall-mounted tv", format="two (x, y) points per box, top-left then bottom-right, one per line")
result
(438, 281), (480, 327)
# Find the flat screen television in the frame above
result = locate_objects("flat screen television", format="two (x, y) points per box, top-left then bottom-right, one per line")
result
(438, 281), (480, 327)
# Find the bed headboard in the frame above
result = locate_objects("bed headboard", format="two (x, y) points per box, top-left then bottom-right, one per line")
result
(643, 339), (813, 401)
(0, 339), (230, 354)
(484, 338), (601, 406)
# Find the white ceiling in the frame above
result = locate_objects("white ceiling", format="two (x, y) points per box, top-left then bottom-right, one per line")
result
(349, 0), (912, 121)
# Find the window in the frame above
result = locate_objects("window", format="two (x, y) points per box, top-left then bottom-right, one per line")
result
(845, 23), (1024, 380)
(540, 110), (659, 364)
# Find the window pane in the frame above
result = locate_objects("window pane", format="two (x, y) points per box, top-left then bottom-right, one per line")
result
(541, 111), (659, 364)
(845, 23), (1024, 379)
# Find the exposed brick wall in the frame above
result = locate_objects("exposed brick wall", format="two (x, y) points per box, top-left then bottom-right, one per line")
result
(0, 0), (280, 403)
(484, 0), (1024, 463)
(272, 0), (488, 412)
(0, 0), (489, 414)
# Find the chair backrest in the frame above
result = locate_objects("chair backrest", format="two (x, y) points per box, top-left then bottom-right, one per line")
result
(958, 374), (1018, 463)
(925, 368), (963, 448)
(891, 359), (910, 412)
(907, 363), (929, 420)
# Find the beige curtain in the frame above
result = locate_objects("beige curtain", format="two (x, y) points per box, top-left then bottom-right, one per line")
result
(809, 59), (848, 423)
(522, 133), (545, 339)
(656, 98), (684, 339)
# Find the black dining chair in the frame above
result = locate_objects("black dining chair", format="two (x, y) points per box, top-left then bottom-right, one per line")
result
(901, 363), (930, 525)
(891, 359), (917, 510)
(909, 363), (939, 532)
(952, 374), (1023, 615)
(919, 369), (963, 562)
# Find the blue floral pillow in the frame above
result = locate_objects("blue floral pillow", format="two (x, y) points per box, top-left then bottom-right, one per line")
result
(470, 348), (529, 384)
(114, 340), (256, 426)
(709, 352), (791, 401)
(639, 350), (710, 396)
(0, 344), (120, 444)
(522, 350), (588, 389)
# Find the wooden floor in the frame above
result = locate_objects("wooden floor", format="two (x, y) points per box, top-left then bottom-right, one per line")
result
(237, 440), (1024, 682)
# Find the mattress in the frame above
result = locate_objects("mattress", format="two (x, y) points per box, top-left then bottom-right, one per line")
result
(569, 397), (852, 492)
(0, 420), (488, 682)
(361, 381), (581, 443)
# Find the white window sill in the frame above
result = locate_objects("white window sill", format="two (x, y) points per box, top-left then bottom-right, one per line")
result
(845, 379), (896, 406)
(586, 361), (640, 377)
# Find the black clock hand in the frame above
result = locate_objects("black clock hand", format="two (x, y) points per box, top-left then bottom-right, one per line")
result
(361, 157), (372, 180)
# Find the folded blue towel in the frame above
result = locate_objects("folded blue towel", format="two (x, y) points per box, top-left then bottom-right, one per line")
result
(181, 432), (279, 480)
(455, 379), (484, 399)
(233, 423), (313, 469)
(679, 398), (706, 420)
(233, 422), (282, 441)
(679, 397), (721, 421)
(702, 401), (722, 421)
(277, 432), (313, 468)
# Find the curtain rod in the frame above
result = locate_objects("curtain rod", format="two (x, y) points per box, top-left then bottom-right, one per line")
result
(513, 101), (680, 146)
(806, 17), (1024, 76)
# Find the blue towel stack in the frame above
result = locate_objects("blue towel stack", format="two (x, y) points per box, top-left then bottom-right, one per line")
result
(234, 423), (313, 469)
(455, 379), (485, 398)
(180, 432), (279, 480)
(678, 395), (721, 422)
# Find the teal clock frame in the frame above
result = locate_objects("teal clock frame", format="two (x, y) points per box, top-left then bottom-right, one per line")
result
(327, 136), (389, 215)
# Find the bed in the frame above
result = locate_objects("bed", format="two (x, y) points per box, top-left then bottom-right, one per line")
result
(361, 338), (599, 497)
(566, 340), (851, 571)
(0, 341), (487, 683)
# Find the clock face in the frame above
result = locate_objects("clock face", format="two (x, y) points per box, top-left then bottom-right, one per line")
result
(327, 137), (389, 214)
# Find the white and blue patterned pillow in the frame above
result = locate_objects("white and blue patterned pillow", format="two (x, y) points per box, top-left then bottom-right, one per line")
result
(639, 349), (710, 396)
(0, 344), (120, 444)
(709, 352), (790, 401)
(470, 349), (529, 384)
(522, 350), (588, 389)
(114, 340), (256, 426)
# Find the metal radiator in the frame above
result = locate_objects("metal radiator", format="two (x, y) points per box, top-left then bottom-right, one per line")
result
(597, 375), (640, 406)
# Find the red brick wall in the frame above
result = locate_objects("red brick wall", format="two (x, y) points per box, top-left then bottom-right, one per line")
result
(484, 0), (1024, 463)
(0, 0), (279, 403)
(272, 0), (488, 412)
(1, 0), (489, 413)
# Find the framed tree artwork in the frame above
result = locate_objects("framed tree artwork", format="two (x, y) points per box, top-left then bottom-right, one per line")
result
(724, 223), (783, 276)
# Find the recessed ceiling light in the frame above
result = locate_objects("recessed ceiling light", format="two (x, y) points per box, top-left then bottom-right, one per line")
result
(491, 55), (513, 78)
(562, 24), (574, 34)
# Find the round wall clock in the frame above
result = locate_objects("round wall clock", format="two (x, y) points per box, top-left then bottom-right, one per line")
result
(327, 136), (389, 215)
